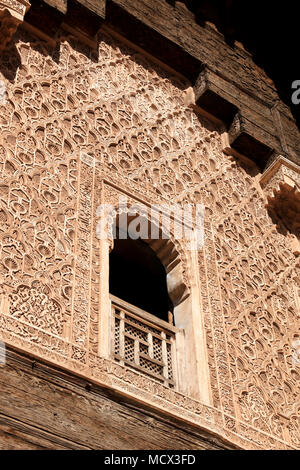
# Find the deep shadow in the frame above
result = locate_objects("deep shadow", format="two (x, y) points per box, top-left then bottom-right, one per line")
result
(0, 26), (60, 82)
(2, 0), (299, 128)
(185, 0), (300, 129)
(0, 41), (22, 82)
(266, 186), (300, 238)
(0, 0), (103, 84)
(105, 0), (202, 83)
(109, 235), (173, 322)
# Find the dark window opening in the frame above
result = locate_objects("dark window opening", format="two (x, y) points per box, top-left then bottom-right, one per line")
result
(109, 235), (173, 322)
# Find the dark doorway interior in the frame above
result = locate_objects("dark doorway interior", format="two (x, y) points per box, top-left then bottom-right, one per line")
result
(109, 236), (173, 322)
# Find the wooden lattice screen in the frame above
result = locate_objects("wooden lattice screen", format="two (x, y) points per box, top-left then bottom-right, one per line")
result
(110, 295), (178, 388)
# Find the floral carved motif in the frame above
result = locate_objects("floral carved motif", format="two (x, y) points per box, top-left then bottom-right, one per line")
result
(8, 281), (66, 336)
(0, 27), (298, 448)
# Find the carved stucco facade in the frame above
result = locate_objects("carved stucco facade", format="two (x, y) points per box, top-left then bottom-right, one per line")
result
(0, 6), (299, 450)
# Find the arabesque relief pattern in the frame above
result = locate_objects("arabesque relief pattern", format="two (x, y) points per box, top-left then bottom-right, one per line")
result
(0, 27), (299, 448)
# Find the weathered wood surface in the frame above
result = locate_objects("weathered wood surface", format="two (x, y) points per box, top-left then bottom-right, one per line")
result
(106, 0), (300, 156)
(0, 347), (236, 450)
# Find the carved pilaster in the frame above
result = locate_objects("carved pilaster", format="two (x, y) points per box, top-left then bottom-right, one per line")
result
(0, 0), (30, 51)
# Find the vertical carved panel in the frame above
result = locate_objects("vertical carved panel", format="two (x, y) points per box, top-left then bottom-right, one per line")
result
(70, 155), (95, 364)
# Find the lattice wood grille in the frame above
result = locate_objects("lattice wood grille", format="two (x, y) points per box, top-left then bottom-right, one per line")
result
(110, 295), (178, 387)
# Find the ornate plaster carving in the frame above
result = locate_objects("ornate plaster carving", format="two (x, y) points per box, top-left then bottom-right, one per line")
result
(261, 154), (300, 241)
(0, 27), (299, 449)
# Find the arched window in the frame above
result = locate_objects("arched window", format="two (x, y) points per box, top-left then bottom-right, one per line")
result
(109, 236), (173, 322)
(98, 205), (212, 402)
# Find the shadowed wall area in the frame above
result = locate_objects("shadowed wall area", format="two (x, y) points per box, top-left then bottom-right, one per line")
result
(109, 236), (173, 320)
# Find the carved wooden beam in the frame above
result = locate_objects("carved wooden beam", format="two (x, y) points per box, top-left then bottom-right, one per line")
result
(24, 0), (66, 38)
(43, 0), (67, 13)
(0, 0), (30, 51)
(193, 67), (238, 126)
(75, 0), (106, 19)
(24, 0), (105, 41)
(193, 67), (284, 173)
(223, 112), (280, 169)
(105, 1), (201, 81)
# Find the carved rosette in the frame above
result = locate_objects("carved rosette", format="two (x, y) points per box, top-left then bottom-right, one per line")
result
(0, 0), (30, 51)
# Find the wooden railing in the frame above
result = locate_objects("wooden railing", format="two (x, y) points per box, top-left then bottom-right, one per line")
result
(110, 295), (179, 388)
